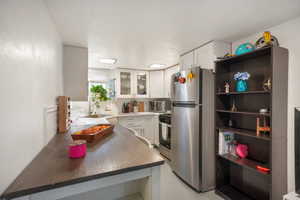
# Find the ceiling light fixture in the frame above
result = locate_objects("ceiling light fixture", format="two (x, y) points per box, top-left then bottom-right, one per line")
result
(149, 64), (165, 68)
(100, 58), (117, 64)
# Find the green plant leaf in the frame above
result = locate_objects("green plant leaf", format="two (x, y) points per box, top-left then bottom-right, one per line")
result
(90, 85), (110, 102)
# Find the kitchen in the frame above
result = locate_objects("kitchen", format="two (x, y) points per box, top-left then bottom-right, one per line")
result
(1, 1), (300, 200)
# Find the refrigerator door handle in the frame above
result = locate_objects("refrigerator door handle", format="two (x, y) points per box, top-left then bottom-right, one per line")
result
(172, 103), (202, 108)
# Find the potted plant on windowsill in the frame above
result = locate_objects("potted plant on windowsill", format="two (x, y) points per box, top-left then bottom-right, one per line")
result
(90, 85), (110, 117)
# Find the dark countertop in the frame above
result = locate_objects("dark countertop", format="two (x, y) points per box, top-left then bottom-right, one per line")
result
(1, 124), (164, 200)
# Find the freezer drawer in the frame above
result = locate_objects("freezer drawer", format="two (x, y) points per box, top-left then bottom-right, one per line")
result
(171, 104), (202, 190)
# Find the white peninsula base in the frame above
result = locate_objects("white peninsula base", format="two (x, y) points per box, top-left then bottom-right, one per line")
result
(13, 166), (161, 200)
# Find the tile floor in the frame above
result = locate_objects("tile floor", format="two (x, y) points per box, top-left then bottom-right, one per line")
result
(160, 161), (223, 200)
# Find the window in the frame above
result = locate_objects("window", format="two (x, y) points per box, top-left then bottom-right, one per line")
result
(88, 80), (115, 98)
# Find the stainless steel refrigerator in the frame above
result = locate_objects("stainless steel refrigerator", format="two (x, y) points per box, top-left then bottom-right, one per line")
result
(171, 67), (215, 192)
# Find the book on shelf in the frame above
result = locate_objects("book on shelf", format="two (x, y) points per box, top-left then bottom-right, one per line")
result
(219, 131), (234, 155)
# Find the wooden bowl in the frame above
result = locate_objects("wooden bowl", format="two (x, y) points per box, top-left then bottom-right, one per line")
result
(71, 124), (114, 143)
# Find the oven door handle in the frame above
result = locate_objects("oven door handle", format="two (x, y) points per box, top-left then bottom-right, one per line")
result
(159, 122), (171, 128)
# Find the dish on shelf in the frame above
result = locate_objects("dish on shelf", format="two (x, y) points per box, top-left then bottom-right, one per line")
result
(72, 124), (114, 143)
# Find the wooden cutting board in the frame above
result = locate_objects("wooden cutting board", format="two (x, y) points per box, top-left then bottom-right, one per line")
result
(138, 102), (144, 112)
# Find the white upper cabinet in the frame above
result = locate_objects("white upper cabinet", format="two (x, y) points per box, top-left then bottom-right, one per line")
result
(180, 51), (194, 70)
(149, 70), (165, 98)
(134, 71), (149, 98)
(164, 65), (180, 98)
(115, 69), (149, 98)
(194, 43), (214, 69)
(115, 65), (181, 99)
(116, 69), (134, 98)
(194, 41), (231, 70)
(180, 41), (231, 71)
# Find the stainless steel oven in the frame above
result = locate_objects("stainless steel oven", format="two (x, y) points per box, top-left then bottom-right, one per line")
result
(159, 113), (171, 160)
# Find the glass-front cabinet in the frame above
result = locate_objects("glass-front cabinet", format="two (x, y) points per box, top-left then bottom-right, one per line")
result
(116, 70), (149, 98)
(116, 70), (133, 98)
(120, 71), (132, 96)
(134, 71), (149, 98)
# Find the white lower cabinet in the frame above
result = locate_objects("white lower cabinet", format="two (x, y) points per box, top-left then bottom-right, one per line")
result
(118, 115), (159, 146)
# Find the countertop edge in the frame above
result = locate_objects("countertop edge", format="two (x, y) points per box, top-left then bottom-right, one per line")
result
(1, 160), (164, 200)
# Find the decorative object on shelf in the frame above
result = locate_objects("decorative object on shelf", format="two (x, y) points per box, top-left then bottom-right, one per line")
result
(229, 140), (238, 157)
(259, 108), (269, 115)
(228, 119), (234, 127)
(255, 31), (279, 49)
(235, 43), (255, 55)
(256, 117), (271, 136)
(231, 99), (238, 112)
(90, 85), (110, 115)
(256, 165), (271, 173)
(217, 53), (235, 60)
(234, 72), (250, 92)
(263, 78), (272, 91)
(225, 82), (230, 93)
(69, 140), (87, 159)
(236, 144), (248, 158)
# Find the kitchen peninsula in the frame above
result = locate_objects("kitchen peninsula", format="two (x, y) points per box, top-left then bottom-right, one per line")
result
(1, 117), (164, 200)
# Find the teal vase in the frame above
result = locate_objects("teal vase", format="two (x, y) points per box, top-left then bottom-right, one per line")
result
(236, 80), (248, 92)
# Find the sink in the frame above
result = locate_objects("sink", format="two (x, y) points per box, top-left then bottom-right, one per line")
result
(82, 114), (110, 118)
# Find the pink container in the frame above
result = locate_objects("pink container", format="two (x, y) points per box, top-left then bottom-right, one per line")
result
(69, 140), (87, 159)
(236, 144), (248, 158)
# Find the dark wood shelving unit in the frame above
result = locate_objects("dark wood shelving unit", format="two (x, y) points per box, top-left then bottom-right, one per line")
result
(216, 109), (271, 116)
(215, 46), (288, 200)
(217, 127), (271, 141)
(218, 154), (270, 176)
(216, 90), (270, 95)
(216, 185), (254, 200)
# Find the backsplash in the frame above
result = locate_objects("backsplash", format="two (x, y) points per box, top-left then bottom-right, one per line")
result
(70, 98), (171, 120)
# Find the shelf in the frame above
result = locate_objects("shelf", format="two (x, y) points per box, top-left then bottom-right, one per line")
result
(216, 109), (271, 116)
(216, 185), (254, 200)
(216, 90), (270, 95)
(215, 46), (272, 64)
(218, 154), (270, 176)
(217, 127), (271, 141)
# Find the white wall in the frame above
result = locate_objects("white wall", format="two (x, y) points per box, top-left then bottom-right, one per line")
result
(232, 16), (300, 192)
(0, 0), (63, 194)
(88, 68), (113, 82)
